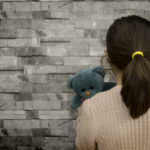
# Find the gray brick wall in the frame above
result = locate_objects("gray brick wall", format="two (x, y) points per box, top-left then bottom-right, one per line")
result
(0, 0), (149, 149)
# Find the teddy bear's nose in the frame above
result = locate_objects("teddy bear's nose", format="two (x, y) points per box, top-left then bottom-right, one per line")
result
(85, 91), (90, 96)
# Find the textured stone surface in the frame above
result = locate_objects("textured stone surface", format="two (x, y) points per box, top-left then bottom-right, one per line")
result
(0, 0), (149, 149)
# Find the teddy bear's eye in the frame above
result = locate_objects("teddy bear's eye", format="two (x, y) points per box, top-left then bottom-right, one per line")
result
(90, 85), (94, 89)
(81, 88), (86, 92)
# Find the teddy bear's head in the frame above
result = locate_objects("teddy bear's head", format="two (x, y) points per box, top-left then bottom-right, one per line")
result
(67, 66), (105, 99)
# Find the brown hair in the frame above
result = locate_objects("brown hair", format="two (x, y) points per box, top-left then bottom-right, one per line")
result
(106, 15), (150, 119)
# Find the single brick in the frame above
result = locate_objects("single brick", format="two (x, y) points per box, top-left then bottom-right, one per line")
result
(0, 39), (8, 47)
(56, 65), (89, 73)
(40, 120), (50, 128)
(26, 110), (39, 119)
(3, 2), (32, 11)
(24, 101), (33, 110)
(32, 128), (51, 136)
(73, 17), (113, 30)
(32, 84), (49, 93)
(5, 128), (32, 136)
(14, 92), (32, 101)
(0, 100), (16, 111)
(0, 19), (32, 30)
(32, 100), (61, 110)
(0, 74), (22, 93)
(2, 136), (32, 146)
(32, 10), (51, 19)
(18, 56), (64, 66)
(84, 29), (107, 38)
(49, 119), (76, 137)
(47, 93), (73, 102)
(31, 2), (40, 11)
(0, 28), (17, 38)
(47, 74), (72, 93)
(64, 56), (101, 66)
(0, 94), (14, 103)
(0, 47), (45, 57)
(17, 29), (39, 38)
(24, 65), (57, 75)
(14, 101), (24, 110)
(43, 20), (74, 30)
(46, 43), (69, 56)
(3, 10), (32, 19)
(31, 120), (40, 129)
(39, 110), (77, 119)
(28, 75), (47, 84)
(7, 38), (40, 47)
(20, 82), (32, 93)
(4, 120), (16, 129)
(0, 56), (18, 67)
(42, 28), (83, 39)
(32, 137), (45, 147)
(0, 111), (26, 119)
(15, 120), (32, 129)
(32, 93), (48, 101)
(44, 137), (75, 150)
(51, 2), (73, 18)
(31, 20), (42, 31)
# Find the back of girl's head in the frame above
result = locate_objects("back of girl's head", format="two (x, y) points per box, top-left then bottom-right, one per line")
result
(106, 15), (150, 119)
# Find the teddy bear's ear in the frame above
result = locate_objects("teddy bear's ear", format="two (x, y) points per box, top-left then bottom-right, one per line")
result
(67, 76), (74, 89)
(91, 66), (105, 77)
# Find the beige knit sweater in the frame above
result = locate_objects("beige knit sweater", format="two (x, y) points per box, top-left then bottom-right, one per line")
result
(75, 84), (150, 150)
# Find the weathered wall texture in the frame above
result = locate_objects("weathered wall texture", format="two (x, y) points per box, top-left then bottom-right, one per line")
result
(0, 0), (149, 149)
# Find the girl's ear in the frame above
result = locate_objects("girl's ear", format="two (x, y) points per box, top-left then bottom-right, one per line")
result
(91, 66), (105, 78)
(67, 76), (74, 89)
(105, 50), (111, 63)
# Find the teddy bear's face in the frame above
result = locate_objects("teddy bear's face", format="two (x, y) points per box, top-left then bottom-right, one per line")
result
(67, 66), (116, 109)
(72, 71), (104, 99)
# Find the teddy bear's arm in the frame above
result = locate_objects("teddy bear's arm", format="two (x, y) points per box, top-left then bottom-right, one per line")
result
(70, 95), (82, 109)
(102, 82), (116, 91)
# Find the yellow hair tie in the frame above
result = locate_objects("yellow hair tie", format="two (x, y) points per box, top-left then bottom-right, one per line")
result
(132, 51), (144, 59)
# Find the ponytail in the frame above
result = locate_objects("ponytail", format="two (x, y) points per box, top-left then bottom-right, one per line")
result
(121, 54), (150, 118)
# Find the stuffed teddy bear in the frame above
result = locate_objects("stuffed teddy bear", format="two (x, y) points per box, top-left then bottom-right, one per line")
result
(67, 66), (116, 109)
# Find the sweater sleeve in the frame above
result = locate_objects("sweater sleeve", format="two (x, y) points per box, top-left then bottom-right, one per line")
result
(75, 100), (96, 150)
